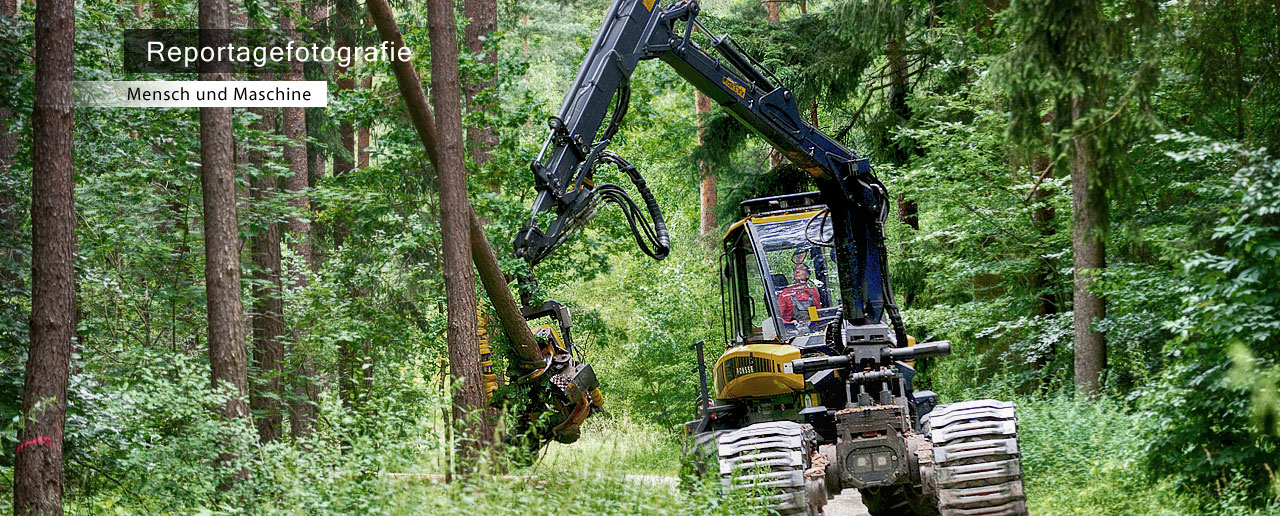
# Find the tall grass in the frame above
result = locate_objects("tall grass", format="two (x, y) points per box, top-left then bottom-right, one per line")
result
(56, 406), (764, 515)
(539, 416), (684, 475)
(1017, 395), (1278, 516)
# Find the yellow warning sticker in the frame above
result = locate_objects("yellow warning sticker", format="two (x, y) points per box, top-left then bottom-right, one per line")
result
(723, 76), (746, 98)
(643, 0), (656, 10)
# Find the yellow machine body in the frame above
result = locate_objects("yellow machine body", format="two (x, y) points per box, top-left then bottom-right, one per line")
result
(477, 307), (499, 400)
(713, 344), (806, 400)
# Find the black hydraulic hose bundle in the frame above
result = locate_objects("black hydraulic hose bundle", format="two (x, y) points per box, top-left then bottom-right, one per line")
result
(805, 207), (834, 248)
(880, 230), (909, 347)
(517, 74), (670, 266)
(591, 81), (669, 260)
(595, 151), (670, 260)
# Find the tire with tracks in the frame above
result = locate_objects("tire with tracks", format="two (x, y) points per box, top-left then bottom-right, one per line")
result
(694, 421), (827, 516)
(922, 400), (1029, 516)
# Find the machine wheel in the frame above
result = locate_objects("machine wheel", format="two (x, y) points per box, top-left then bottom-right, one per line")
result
(708, 421), (826, 515)
(923, 400), (1029, 516)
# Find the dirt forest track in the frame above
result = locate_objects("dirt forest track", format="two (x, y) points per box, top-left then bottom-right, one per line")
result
(622, 475), (871, 515)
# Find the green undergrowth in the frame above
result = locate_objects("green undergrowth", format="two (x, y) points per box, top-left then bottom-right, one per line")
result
(55, 409), (762, 515)
(1016, 395), (1279, 516)
(349, 470), (752, 516)
(47, 393), (1280, 515)
(539, 416), (685, 475)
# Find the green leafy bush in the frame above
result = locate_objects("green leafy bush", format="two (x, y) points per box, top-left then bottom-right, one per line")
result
(1140, 133), (1280, 501)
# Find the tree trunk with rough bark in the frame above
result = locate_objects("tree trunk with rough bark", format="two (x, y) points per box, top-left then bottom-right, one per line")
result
(281, 0), (318, 438)
(199, 0), (251, 487)
(14, 0), (74, 510)
(1029, 134), (1058, 382)
(0, 0), (19, 291)
(429, 0), (493, 459)
(248, 103), (285, 443)
(356, 89), (373, 400)
(695, 92), (717, 240)
(887, 29), (919, 230)
(1030, 114), (1058, 319)
(1070, 97), (1107, 397)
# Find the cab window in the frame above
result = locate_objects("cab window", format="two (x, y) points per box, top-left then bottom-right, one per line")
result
(749, 213), (840, 340)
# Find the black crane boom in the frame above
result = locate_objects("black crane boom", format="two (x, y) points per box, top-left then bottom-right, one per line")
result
(513, 0), (903, 336)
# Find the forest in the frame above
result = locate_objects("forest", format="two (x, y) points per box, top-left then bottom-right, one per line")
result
(1, 0), (1279, 513)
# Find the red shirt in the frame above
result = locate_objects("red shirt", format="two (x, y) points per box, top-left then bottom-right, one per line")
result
(778, 284), (822, 323)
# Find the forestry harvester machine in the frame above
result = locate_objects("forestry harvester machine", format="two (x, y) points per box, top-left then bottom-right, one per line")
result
(493, 0), (1030, 514)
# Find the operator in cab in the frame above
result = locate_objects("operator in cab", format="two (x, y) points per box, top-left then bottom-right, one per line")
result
(778, 262), (822, 331)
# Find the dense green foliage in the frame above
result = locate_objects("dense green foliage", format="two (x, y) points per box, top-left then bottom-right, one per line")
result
(1139, 135), (1280, 497)
(1, 0), (1279, 513)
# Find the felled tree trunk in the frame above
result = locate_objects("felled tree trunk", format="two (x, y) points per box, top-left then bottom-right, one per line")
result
(365, 0), (543, 369)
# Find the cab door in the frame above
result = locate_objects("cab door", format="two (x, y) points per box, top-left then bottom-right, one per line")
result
(721, 224), (780, 344)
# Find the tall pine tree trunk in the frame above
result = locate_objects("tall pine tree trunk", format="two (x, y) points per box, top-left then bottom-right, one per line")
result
(305, 1), (331, 273)
(428, 0), (493, 459)
(357, 76), (373, 399)
(1070, 96), (1107, 396)
(199, 0), (250, 484)
(281, 0), (318, 438)
(248, 104), (285, 442)
(14, 0), (74, 509)
(1031, 113), (1058, 319)
(1029, 114), (1058, 382)
(887, 31), (919, 230)
(695, 92), (717, 240)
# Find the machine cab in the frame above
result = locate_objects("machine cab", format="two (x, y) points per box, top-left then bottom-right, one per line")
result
(721, 192), (843, 347)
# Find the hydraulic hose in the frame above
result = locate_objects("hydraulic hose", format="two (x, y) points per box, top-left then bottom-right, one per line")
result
(597, 151), (670, 260)
(599, 79), (631, 143)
